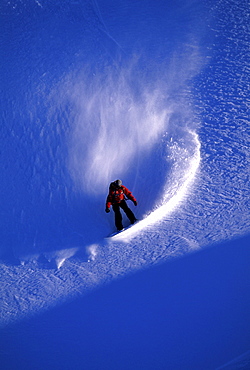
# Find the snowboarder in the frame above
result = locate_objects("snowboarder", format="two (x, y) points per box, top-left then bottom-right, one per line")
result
(105, 179), (137, 231)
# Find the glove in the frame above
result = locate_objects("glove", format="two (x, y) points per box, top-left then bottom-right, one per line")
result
(133, 200), (137, 206)
(105, 207), (110, 213)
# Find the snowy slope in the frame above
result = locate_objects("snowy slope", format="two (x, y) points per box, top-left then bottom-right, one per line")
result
(1, 0), (250, 368)
(0, 0), (205, 325)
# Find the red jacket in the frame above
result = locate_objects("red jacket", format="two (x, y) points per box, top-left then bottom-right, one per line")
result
(106, 184), (136, 209)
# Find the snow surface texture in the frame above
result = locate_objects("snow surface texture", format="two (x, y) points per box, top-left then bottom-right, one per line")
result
(1, 0), (249, 343)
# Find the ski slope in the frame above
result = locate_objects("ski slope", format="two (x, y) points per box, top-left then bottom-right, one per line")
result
(1, 0), (250, 368)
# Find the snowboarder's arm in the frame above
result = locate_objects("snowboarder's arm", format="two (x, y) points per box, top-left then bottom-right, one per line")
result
(106, 199), (112, 209)
(106, 192), (112, 209)
(123, 186), (137, 205)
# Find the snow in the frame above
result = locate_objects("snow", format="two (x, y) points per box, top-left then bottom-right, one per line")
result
(1, 0), (250, 369)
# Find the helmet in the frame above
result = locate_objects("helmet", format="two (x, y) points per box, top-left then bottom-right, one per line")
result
(115, 179), (122, 187)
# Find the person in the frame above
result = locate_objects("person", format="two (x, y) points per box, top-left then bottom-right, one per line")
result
(105, 179), (137, 231)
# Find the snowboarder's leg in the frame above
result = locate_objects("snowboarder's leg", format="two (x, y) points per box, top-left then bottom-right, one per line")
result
(112, 204), (123, 230)
(120, 200), (136, 224)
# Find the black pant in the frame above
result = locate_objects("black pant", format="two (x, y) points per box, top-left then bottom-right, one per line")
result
(112, 200), (136, 230)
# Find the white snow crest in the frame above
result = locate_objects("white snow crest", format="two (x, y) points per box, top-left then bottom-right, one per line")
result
(113, 130), (201, 241)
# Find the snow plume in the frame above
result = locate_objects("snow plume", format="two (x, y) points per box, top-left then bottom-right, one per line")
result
(87, 244), (98, 262)
(65, 64), (172, 194)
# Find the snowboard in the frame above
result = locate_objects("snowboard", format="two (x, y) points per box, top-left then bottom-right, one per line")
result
(106, 220), (139, 238)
